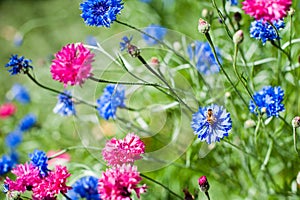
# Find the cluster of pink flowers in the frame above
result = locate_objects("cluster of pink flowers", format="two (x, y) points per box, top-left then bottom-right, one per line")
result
(98, 164), (147, 200)
(102, 133), (145, 166)
(5, 163), (71, 199)
(0, 102), (16, 118)
(50, 43), (95, 87)
(242, 0), (292, 21)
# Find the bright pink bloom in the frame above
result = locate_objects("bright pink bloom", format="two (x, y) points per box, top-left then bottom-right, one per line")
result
(32, 165), (71, 198)
(0, 103), (16, 118)
(242, 0), (292, 21)
(98, 164), (147, 200)
(102, 133), (145, 166)
(50, 43), (94, 87)
(4, 163), (41, 192)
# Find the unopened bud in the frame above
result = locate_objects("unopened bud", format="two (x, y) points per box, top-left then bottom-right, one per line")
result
(150, 57), (160, 67)
(173, 41), (181, 51)
(128, 44), (140, 57)
(198, 18), (210, 34)
(233, 30), (244, 44)
(234, 12), (242, 23)
(198, 176), (210, 193)
(202, 9), (208, 18)
(292, 116), (300, 128)
(288, 8), (295, 16)
(244, 119), (256, 128)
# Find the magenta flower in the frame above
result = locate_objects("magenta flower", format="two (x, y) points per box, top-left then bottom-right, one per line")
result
(32, 165), (71, 199)
(98, 164), (147, 200)
(4, 163), (41, 193)
(0, 103), (16, 119)
(50, 43), (95, 87)
(242, 0), (292, 21)
(102, 133), (145, 166)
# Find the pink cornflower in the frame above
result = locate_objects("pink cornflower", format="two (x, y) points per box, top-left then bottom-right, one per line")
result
(102, 133), (145, 166)
(50, 43), (95, 87)
(98, 164), (147, 200)
(32, 165), (71, 199)
(0, 103), (16, 118)
(242, 0), (292, 21)
(4, 163), (41, 192)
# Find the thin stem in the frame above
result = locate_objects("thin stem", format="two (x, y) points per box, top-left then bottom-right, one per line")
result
(289, 13), (293, 68)
(48, 146), (102, 160)
(260, 140), (273, 171)
(137, 55), (194, 113)
(25, 71), (97, 109)
(293, 127), (299, 155)
(89, 76), (162, 87)
(140, 173), (184, 200)
(204, 32), (248, 107)
(205, 191), (211, 200)
(223, 140), (258, 159)
(61, 192), (72, 200)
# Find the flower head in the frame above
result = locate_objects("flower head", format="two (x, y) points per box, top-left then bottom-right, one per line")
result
(18, 114), (36, 132)
(53, 91), (76, 116)
(249, 86), (285, 117)
(242, 0), (292, 21)
(198, 176), (210, 193)
(98, 164), (147, 200)
(292, 116), (300, 129)
(191, 104), (232, 144)
(5, 54), (33, 75)
(228, 0), (238, 5)
(10, 84), (31, 104)
(0, 103), (16, 119)
(68, 176), (100, 200)
(5, 130), (23, 149)
(250, 19), (285, 45)
(29, 150), (49, 177)
(102, 133), (145, 166)
(4, 163), (41, 193)
(80, 0), (124, 27)
(187, 41), (221, 75)
(50, 43), (94, 87)
(0, 154), (18, 176)
(142, 24), (167, 45)
(96, 84), (125, 120)
(32, 165), (71, 199)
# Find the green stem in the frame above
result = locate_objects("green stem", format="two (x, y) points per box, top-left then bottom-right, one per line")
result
(224, 140), (258, 159)
(205, 191), (211, 200)
(89, 76), (162, 87)
(293, 127), (299, 155)
(260, 140), (273, 171)
(137, 55), (194, 113)
(204, 32), (248, 107)
(140, 173), (184, 200)
(48, 146), (102, 160)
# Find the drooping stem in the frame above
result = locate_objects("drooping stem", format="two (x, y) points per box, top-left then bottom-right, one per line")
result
(140, 173), (184, 200)
(137, 55), (194, 113)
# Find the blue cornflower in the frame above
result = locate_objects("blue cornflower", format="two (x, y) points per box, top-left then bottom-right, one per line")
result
(68, 176), (101, 200)
(10, 84), (31, 104)
(227, 0), (238, 5)
(249, 86), (285, 117)
(86, 35), (98, 46)
(142, 24), (167, 45)
(29, 150), (49, 177)
(191, 104), (232, 144)
(53, 91), (76, 116)
(187, 41), (221, 75)
(96, 84), (125, 120)
(140, 0), (152, 2)
(5, 130), (23, 149)
(0, 154), (18, 175)
(18, 114), (36, 132)
(120, 36), (133, 51)
(5, 54), (33, 75)
(80, 0), (124, 27)
(250, 19), (285, 45)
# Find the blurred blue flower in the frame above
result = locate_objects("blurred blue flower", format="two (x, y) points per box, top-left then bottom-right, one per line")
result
(249, 86), (285, 117)
(140, 0), (152, 2)
(18, 114), (36, 132)
(86, 35), (98, 46)
(5, 54), (33, 75)
(187, 41), (221, 75)
(80, 0), (124, 27)
(13, 32), (23, 47)
(53, 91), (76, 116)
(142, 24), (167, 45)
(10, 84), (31, 104)
(96, 84), (125, 120)
(191, 104), (232, 144)
(0, 154), (18, 175)
(120, 36), (133, 51)
(250, 19), (285, 45)
(29, 150), (49, 177)
(228, 0), (238, 5)
(68, 176), (100, 200)
(5, 130), (23, 149)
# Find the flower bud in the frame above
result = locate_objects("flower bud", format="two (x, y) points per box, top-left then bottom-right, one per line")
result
(198, 176), (210, 193)
(234, 12), (242, 23)
(202, 9), (208, 18)
(128, 44), (140, 57)
(150, 57), (160, 67)
(198, 18), (210, 34)
(292, 116), (300, 128)
(233, 30), (244, 44)
(288, 8), (295, 16)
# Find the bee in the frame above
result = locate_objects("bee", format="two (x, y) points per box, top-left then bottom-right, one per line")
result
(206, 108), (216, 125)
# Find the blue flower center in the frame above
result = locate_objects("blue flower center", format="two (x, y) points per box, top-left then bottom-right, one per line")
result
(94, 2), (109, 15)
